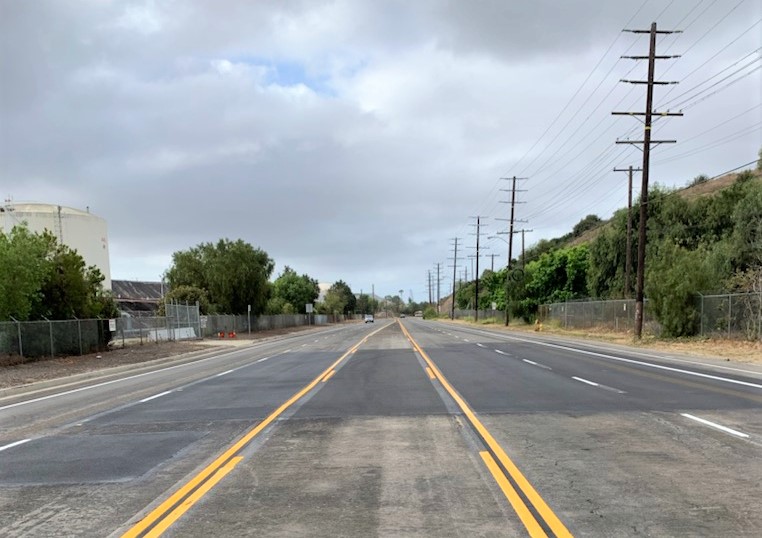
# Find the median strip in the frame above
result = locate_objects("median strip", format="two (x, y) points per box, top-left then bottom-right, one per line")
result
(399, 321), (572, 538)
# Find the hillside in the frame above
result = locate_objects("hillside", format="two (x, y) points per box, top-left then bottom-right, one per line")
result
(568, 167), (762, 247)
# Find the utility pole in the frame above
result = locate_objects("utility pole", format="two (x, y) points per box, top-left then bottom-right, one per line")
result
(614, 166), (642, 298)
(613, 21), (682, 339)
(517, 228), (534, 269)
(434, 262), (441, 313)
(488, 253), (500, 271)
(498, 177), (527, 325)
(449, 238), (460, 320)
(427, 271), (432, 305)
(469, 216), (487, 322)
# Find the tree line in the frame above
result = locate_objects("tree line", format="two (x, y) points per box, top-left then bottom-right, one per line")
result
(453, 169), (761, 337)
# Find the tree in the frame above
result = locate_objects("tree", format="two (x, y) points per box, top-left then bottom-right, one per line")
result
(158, 285), (211, 315)
(645, 242), (721, 337)
(0, 225), (50, 320)
(37, 243), (112, 319)
(572, 214), (602, 238)
(321, 280), (356, 315)
(271, 266), (319, 314)
(0, 225), (116, 321)
(356, 293), (378, 314)
(165, 238), (274, 314)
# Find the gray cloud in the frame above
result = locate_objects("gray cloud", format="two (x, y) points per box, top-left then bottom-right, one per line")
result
(2, 0), (760, 298)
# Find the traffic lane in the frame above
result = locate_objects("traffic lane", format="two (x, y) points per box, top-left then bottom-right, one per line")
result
(161, 322), (521, 536)
(412, 321), (762, 413)
(402, 339), (629, 415)
(0, 323), (368, 439)
(0, 334), (371, 536)
(0, 348), (346, 485)
(405, 322), (762, 536)
(427, 320), (762, 387)
(295, 323), (448, 418)
(479, 410), (762, 537)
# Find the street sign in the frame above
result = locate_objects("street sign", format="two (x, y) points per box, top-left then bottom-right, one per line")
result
(306, 303), (314, 313)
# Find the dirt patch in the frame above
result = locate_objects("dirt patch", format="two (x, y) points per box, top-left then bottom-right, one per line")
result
(0, 324), (326, 390)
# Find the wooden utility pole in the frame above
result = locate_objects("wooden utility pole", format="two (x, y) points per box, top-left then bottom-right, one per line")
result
(449, 238), (460, 320)
(613, 21), (682, 339)
(469, 217), (485, 321)
(614, 166), (642, 298)
(498, 177), (526, 325)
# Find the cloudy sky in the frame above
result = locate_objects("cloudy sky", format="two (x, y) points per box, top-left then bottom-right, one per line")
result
(2, 0), (760, 300)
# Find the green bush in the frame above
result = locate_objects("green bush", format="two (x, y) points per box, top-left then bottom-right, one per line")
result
(422, 307), (438, 319)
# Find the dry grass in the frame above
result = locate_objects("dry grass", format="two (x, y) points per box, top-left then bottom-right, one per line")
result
(442, 318), (762, 364)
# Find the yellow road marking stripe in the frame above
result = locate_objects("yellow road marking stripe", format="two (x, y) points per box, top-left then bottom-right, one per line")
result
(399, 321), (573, 538)
(425, 367), (436, 380)
(322, 369), (337, 382)
(122, 324), (388, 537)
(480, 452), (548, 538)
(144, 457), (243, 538)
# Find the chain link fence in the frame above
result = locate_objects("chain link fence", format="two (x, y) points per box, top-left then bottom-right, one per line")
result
(538, 293), (762, 340)
(697, 292), (762, 340)
(2, 307), (349, 363)
(538, 299), (661, 335)
(1, 318), (111, 360)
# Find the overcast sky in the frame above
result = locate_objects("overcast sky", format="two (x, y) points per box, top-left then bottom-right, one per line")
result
(2, 0), (760, 300)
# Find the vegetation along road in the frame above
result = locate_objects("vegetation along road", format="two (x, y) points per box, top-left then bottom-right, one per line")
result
(1, 318), (761, 537)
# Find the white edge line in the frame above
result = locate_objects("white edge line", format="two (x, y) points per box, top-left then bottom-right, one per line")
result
(256, 357), (270, 363)
(523, 359), (538, 365)
(0, 439), (31, 452)
(139, 390), (173, 403)
(681, 413), (750, 438)
(572, 376), (599, 387)
(495, 334), (762, 390)
(216, 369), (236, 377)
(446, 329), (762, 378)
(0, 341), (296, 411)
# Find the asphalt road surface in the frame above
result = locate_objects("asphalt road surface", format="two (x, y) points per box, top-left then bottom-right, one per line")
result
(1, 319), (760, 537)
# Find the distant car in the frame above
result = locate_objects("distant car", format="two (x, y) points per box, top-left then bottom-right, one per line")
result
(364, 314), (374, 323)
(400, 314), (406, 318)
(414, 311), (423, 317)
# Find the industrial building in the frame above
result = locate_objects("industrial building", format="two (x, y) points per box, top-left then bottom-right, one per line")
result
(0, 202), (112, 289)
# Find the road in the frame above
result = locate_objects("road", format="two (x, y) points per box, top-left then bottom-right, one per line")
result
(1, 319), (761, 537)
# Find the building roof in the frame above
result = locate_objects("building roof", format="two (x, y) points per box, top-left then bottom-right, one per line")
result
(1, 202), (102, 218)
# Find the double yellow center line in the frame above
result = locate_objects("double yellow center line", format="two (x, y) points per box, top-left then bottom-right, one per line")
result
(121, 324), (387, 537)
(399, 321), (573, 538)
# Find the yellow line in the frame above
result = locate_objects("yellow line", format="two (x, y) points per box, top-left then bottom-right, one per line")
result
(322, 369), (337, 382)
(425, 367), (436, 380)
(399, 321), (573, 538)
(145, 457), (243, 538)
(480, 452), (548, 538)
(122, 325), (388, 538)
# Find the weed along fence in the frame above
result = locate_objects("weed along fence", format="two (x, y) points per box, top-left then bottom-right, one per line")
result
(2, 306), (342, 362)
(538, 299), (658, 334)
(697, 292), (762, 340)
(539, 292), (762, 340)
(0, 318), (112, 360)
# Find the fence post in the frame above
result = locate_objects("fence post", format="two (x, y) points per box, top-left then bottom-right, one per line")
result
(698, 293), (704, 337)
(74, 316), (83, 356)
(728, 295), (732, 339)
(564, 300), (568, 329)
(10, 316), (23, 359)
(42, 316), (54, 358)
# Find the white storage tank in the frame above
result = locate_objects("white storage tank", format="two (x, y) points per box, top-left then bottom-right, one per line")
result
(0, 202), (112, 290)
